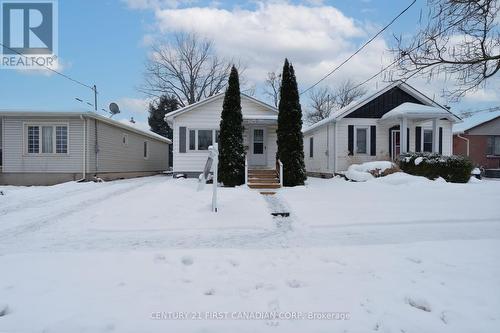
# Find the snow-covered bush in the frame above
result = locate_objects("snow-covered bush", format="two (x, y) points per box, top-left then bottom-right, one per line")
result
(399, 152), (474, 183)
(345, 161), (399, 182)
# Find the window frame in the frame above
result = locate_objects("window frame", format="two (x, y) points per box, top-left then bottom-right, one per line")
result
(354, 126), (370, 155)
(187, 129), (218, 152)
(422, 129), (434, 153)
(491, 136), (500, 156)
(122, 133), (129, 147)
(23, 122), (69, 156)
(143, 141), (149, 160)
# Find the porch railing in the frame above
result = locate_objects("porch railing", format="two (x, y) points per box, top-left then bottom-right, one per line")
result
(276, 158), (283, 187)
(244, 155), (248, 186)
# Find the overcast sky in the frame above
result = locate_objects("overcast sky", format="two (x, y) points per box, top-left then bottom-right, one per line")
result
(1, 0), (499, 129)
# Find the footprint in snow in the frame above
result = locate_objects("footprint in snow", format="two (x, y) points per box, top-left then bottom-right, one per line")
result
(227, 259), (239, 267)
(204, 288), (216, 296)
(0, 304), (9, 317)
(406, 297), (432, 312)
(255, 282), (276, 291)
(406, 257), (422, 264)
(154, 254), (167, 263)
(286, 280), (306, 289)
(181, 256), (194, 266)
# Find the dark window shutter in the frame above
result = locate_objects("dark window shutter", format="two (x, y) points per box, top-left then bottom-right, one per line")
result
(487, 136), (494, 155)
(348, 125), (354, 156)
(415, 126), (422, 152)
(439, 127), (443, 154)
(309, 137), (314, 158)
(407, 128), (410, 152)
(179, 127), (186, 153)
(370, 125), (376, 156)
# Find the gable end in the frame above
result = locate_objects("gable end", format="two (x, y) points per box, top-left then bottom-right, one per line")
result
(345, 87), (424, 119)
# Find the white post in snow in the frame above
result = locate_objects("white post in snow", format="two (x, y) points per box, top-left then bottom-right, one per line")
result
(432, 118), (439, 153)
(211, 143), (218, 213)
(400, 117), (408, 154)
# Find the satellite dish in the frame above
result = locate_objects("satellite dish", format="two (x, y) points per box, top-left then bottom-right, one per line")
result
(109, 103), (120, 117)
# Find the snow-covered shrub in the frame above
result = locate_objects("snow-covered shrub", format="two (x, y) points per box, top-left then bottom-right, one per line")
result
(345, 161), (399, 182)
(399, 152), (474, 183)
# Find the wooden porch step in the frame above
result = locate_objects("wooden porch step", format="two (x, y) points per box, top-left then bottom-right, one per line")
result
(248, 178), (280, 184)
(248, 170), (277, 175)
(248, 183), (281, 189)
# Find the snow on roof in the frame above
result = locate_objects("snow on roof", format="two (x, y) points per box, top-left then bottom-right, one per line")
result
(381, 102), (453, 121)
(164, 93), (277, 124)
(453, 111), (500, 134)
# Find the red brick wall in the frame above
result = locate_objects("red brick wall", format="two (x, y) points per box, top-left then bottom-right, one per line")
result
(453, 134), (500, 168)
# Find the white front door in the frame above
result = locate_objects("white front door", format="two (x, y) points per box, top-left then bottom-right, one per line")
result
(250, 127), (267, 166)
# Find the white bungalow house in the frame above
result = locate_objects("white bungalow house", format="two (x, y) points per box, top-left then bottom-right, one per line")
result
(165, 93), (281, 188)
(303, 81), (461, 177)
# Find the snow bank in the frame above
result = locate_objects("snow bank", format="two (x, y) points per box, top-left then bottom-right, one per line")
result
(282, 176), (500, 227)
(345, 161), (395, 182)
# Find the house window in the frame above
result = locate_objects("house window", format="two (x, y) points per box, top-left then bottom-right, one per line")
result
(423, 129), (433, 152)
(198, 130), (213, 150)
(41, 126), (53, 153)
(27, 126), (40, 153)
(26, 124), (68, 154)
(56, 126), (68, 153)
(355, 127), (368, 154)
(488, 136), (500, 156)
(122, 133), (128, 146)
(309, 137), (314, 158)
(189, 130), (196, 150)
(143, 141), (149, 159)
(188, 129), (218, 151)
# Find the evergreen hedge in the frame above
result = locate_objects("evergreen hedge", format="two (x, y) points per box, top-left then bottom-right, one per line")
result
(398, 152), (474, 183)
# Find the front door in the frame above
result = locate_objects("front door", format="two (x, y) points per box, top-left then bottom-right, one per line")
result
(250, 127), (267, 166)
(391, 130), (400, 161)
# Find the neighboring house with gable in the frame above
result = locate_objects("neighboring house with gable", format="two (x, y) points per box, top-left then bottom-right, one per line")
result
(453, 112), (500, 171)
(0, 111), (171, 185)
(303, 81), (461, 177)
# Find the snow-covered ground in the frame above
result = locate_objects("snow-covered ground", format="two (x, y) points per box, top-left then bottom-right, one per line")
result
(1, 174), (499, 332)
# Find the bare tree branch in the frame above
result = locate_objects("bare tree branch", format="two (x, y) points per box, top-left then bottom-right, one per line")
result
(140, 32), (244, 107)
(262, 71), (282, 107)
(392, 0), (500, 100)
(305, 79), (367, 124)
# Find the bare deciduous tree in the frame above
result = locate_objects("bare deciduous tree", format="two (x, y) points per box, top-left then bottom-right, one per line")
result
(306, 79), (367, 124)
(140, 33), (242, 107)
(263, 71), (282, 107)
(393, 0), (500, 99)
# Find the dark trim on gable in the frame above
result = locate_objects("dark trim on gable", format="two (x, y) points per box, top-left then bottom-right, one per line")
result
(345, 87), (424, 119)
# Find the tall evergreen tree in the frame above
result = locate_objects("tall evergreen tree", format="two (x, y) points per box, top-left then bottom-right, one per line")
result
(277, 59), (306, 186)
(148, 95), (178, 167)
(218, 66), (245, 187)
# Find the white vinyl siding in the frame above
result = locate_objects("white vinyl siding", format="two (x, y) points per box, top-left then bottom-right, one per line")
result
(173, 95), (278, 172)
(2, 117), (83, 173)
(86, 120), (168, 173)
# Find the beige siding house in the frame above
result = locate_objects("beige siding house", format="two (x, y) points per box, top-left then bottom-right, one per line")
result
(0, 111), (171, 185)
(165, 93), (278, 177)
(303, 81), (461, 177)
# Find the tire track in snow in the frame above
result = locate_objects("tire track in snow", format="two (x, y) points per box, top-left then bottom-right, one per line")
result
(0, 177), (161, 240)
